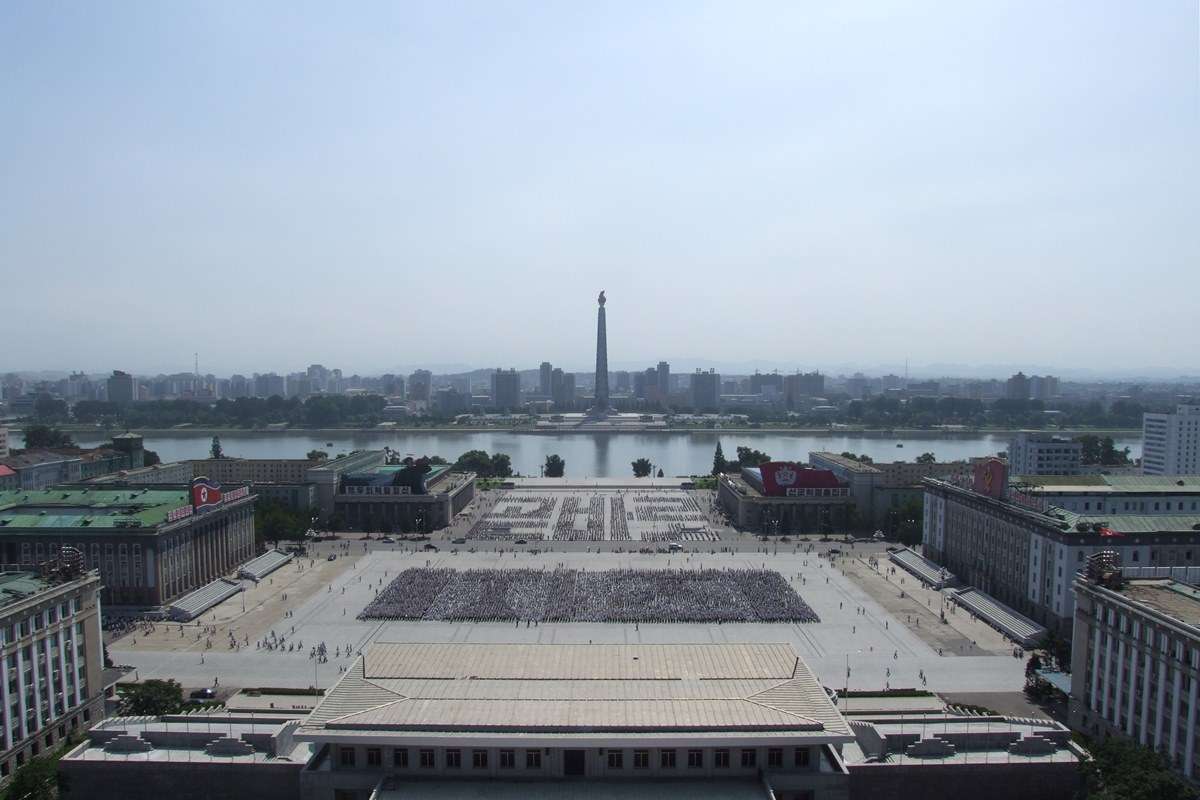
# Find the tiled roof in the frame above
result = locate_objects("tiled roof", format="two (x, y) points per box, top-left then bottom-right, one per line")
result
(302, 643), (852, 739)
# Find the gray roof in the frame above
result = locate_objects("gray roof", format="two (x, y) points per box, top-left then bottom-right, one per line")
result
(301, 643), (851, 741)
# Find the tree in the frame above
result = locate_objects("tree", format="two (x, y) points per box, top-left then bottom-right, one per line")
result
(544, 454), (565, 478)
(489, 453), (513, 478)
(142, 449), (161, 467)
(657, 468), (664, 478)
(735, 446), (771, 468)
(916, 452), (936, 464)
(210, 435), (224, 459)
(121, 678), (184, 716)
(306, 449), (329, 461)
(632, 458), (652, 478)
(712, 442), (727, 475)
(1083, 736), (1197, 800)
(33, 393), (68, 420)
(22, 425), (75, 450)
(6, 750), (67, 800)
(453, 449), (494, 476)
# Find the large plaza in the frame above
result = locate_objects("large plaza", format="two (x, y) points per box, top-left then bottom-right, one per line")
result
(108, 542), (1029, 700)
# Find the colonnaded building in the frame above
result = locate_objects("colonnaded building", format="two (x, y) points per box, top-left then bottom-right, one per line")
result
(1071, 555), (1200, 781)
(719, 462), (853, 534)
(0, 481), (256, 610)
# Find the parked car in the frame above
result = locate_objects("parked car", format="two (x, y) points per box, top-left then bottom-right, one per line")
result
(451, 538), (467, 545)
(514, 539), (528, 545)
(423, 543), (439, 551)
(379, 537), (395, 544)
(189, 688), (216, 701)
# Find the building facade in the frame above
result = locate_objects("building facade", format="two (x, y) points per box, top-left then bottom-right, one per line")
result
(1071, 566), (1200, 779)
(1008, 433), (1083, 476)
(0, 485), (256, 609)
(490, 369), (521, 411)
(924, 475), (1200, 636)
(1143, 405), (1200, 476)
(719, 463), (853, 534)
(333, 466), (475, 533)
(0, 569), (105, 783)
(296, 642), (854, 800)
(690, 369), (720, 411)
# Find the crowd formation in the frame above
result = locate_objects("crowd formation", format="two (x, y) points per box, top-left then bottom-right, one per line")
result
(358, 567), (820, 623)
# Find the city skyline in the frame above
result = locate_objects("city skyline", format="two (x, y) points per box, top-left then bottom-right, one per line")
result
(2, 2), (1197, 374)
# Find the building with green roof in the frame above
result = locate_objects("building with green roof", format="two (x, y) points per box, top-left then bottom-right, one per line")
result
(0, 484), (256, 609)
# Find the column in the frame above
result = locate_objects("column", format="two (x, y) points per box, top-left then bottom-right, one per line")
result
(1156, 658), (1169, 749)
(1090, 625), (1103, 711)
(1101, 631), (1114, 721)
(1140, 650), (1154, 745)
(57, 624), (68, 711)
(1, 652), (12, 750)
(15, 649), (27, 741)
(1126, 640), (1139, 737)
(1170, 667), (1183, 758)
(29, 637), (42, 733)
(1185, 672), (1198, 778)
(1114, 640), (1127, 728)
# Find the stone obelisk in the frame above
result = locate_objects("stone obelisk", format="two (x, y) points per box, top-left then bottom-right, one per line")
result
(590, 290), (611, 415)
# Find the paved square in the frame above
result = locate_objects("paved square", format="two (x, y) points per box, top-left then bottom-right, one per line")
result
(110, 547), (1028, 698)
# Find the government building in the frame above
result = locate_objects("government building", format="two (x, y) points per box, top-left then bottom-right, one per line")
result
(718, 463), (853, 534)
(0, 481), (256, 610)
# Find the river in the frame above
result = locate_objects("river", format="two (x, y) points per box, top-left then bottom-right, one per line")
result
(68, 430), (1142, 478)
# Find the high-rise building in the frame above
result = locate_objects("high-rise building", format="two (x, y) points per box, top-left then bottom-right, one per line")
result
(1142, 405), (1200, 475)
(1029, 375), (1059, 401)
(656, 362), (670, 402)
(490, 369), (521, 411)
(106, 370), (135, 405)
(0, 567), (106, 780)
(1006, 372), (1030, 401)
(407, 370), (432, 403)
(614, 371), (631, 392)
(691, 369), (720, 411)
(539, 362), (553, 396)
(0, 429), (7, 459)
(553, 371), (576, 411)
(1007, 433), (1083, 476)
(254, 373), (286, 398)
(228, 374), (250, 398)
(750, 371), (783, 396)
(783, 371), (825, 407)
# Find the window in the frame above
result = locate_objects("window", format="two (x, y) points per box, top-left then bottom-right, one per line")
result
(715, 749), (730, 768)
(472, 750), (488, 769)
(444, 749), (460, 768)
(741, 749), (757, 768)
(393, 749), (409, 768)
(607, 750), (624, 769)
(794, 748), (811, 767)
(633, 750), (649, 769)
(366, 748), (382, 767)
(526, 750), (542, 769)
(499, 750), (515, 769)
(339, 747), (356, 767)
(661, 749), (677, 768)
(688, 749), (703, 768)
(420, 749), (435, 768)
(768, 748), (783, 768)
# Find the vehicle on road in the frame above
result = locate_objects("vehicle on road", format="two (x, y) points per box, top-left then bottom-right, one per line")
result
(189, 688), (216, 701)
(451, 538), (467, 544)
(423, 543), (439, 551)
(379, 537), (395, 544)
(514, 539), (528, 545)
(327, 554), (337, 561)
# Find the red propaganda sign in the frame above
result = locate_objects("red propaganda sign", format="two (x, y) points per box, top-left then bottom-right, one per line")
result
(167, 505), (193, 523)
(758, 462), (841, 497)
(973, 458), (1008, 500)
(191, 477), (223, 513)
(223, 486), (249, 503)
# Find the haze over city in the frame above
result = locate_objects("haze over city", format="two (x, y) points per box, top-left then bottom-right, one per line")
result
(3, 1), (1197, 375)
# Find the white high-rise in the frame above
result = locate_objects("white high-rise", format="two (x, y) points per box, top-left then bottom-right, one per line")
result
(1142, 405), (1200, 475)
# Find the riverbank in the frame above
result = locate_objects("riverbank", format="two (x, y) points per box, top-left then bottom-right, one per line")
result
(21, 424), (1143, 438)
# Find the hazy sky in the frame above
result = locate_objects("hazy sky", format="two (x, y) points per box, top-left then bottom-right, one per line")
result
(2, 1), (1197, 377)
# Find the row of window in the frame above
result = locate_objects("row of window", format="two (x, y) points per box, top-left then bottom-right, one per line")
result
(1, 602), (85, 646)
(339, 746), (813, 771)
